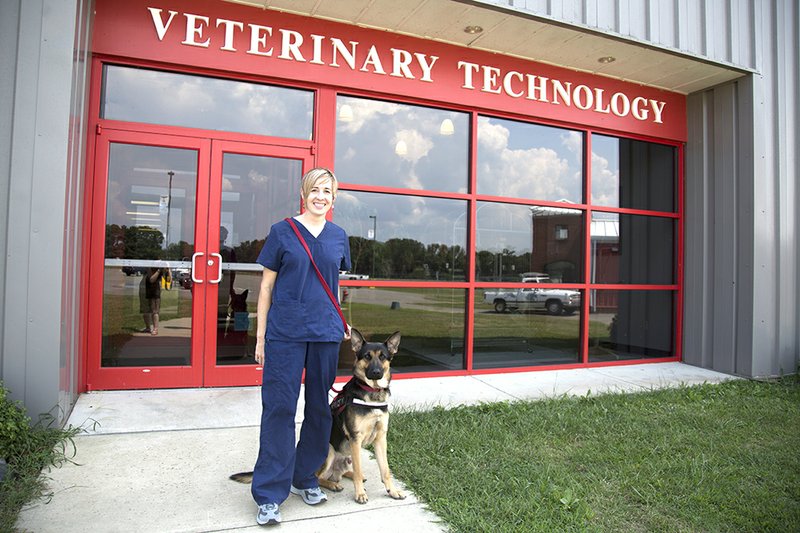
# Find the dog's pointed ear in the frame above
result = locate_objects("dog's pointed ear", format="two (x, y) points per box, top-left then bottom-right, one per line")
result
(384, 331), (401, 355)
(350, 328), (365, 353)
(242, 289), (249, 299)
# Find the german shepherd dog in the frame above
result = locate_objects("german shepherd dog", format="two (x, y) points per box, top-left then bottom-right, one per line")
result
(230, 329), (405, 505)
(317, 329), (405, 504)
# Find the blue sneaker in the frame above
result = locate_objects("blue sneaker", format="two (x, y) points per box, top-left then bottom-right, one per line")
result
(256, 502), (281, 526)
(290, 485), (328, 505)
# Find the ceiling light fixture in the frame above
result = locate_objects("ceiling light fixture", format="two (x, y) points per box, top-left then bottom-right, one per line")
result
(439, 118), (455, 136)
(338, 104), (354, 122)
(464, 25), (483, 34)
(597, 56), (616, 64)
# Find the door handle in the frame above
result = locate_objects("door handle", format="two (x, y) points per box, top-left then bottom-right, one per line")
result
(191, 252), (205, 283)
(210, 253), (223, 284)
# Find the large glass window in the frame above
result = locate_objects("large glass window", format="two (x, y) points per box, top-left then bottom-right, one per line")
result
(335, 96), (469, 192)
(473, 289), (583, 368)
(590, 212), (675, 285)
(334, 191), (467, 281)
(338, 288), (466, 374)
(475, 202), (583, 283)
(102, 65), (314, 139)
(588, 290), (675, 360)
(591, 134), (677, 212)
(332, 96), (680, 375)
(102, 144), (197, 367)
(477, 116), (583, 203)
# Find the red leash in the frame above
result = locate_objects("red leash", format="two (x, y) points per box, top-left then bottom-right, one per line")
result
(285, 217), (349, 337)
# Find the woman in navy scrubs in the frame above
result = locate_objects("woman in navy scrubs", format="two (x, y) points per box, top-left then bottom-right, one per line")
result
(251, 168), (351, 526)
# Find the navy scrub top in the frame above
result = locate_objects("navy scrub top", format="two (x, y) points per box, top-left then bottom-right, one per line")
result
(256, 218), (351, 342)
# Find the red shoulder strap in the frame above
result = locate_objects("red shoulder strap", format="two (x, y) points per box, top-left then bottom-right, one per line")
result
(285, 218), (348, 335)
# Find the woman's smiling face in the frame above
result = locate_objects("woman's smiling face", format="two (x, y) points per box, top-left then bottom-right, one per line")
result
(303, 177), (334, 217)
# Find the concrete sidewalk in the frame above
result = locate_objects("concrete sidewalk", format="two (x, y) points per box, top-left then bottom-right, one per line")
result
(17, 362), (735, 532)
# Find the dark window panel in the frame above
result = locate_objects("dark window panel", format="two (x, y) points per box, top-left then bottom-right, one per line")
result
(588, 290), (675, 361)
(591, 134), (677, 212)
(591, 212), (675, 285)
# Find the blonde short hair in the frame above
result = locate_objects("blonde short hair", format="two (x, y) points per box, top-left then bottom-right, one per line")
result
(301, 168), (338, 199)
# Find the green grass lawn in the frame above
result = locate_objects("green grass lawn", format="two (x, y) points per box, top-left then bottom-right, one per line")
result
(388, 377), (800, 532)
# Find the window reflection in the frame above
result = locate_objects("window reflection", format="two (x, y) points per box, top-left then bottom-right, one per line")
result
(477, 116), (583, 203)
(102, 143), (197, 367)
(591, 134), (677, 212)
(475, 202), (583, 283)
(336, 288), (466, 373)
(102, 65), (314, 139)
(215, 155), (302, 364)
(335, 95), (469, 192)
(588, 290), (674, 361)
(334, 191), (467, 281)
(473, 289), (582, 368)
(591, 212), (675, 285)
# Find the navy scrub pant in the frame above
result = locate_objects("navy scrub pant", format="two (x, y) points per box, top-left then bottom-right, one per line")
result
(251, 339), (340, 506)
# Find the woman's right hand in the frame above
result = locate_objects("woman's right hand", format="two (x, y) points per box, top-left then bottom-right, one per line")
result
(255, 340), (265, 365)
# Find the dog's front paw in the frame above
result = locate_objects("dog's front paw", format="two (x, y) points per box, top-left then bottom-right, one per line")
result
(387, 488), (406, 500)
(354, 491), (369, 504)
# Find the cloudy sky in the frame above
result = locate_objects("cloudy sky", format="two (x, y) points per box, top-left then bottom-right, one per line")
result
(103, 65), (314, 139)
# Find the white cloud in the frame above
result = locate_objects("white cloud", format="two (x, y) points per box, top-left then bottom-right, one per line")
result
(590, 151), (619, 206)
(478, 126), (576, 200)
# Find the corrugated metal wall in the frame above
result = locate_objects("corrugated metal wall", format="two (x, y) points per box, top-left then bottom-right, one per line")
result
(476, 0), (757, 70)
(0, 0), (91, 421)
(479, 0), (799, 376)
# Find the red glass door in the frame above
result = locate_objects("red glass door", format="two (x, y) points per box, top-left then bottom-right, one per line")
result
(86, 130), (310, 389)
(202, 140), (310, 386)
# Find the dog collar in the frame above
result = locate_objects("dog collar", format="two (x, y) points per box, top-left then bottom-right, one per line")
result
(356, 381), (386, 393)
(351, 398), (389, 408)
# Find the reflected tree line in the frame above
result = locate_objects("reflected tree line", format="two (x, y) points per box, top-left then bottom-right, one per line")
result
(105, 225), (265, 263)
(107, 225), (535, 281)
(348, 236), (529, 281)
(348, 236), (467, 280)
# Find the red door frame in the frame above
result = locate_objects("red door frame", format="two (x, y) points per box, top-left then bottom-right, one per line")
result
(202, 140), (313, 387)
(86, 129), (211, 389)
(86, 130), (313, 390)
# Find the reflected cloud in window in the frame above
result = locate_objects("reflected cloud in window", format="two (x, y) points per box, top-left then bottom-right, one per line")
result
(591, 134), (677, 212)
(477, 116), (583, 203)
(102, 65), (314, 139)
(335, 96), (469, 192)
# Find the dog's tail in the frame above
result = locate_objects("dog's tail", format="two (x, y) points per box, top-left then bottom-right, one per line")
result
(229, 471), (254, 484)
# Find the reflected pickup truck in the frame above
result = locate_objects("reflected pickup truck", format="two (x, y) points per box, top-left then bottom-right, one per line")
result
(483, 275), (581, 315)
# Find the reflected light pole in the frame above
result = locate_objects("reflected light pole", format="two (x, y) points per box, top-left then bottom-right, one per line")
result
(369, 214), (377, 278)
(165, 170), (174, 255)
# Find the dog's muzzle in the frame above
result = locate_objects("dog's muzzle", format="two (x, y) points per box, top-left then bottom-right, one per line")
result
(366, 361), (384, 381)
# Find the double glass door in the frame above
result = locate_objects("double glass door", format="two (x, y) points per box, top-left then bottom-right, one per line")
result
(87, 130), (310, 389)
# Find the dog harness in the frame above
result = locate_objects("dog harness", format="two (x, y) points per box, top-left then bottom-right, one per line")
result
(330, 380), (389, 415)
